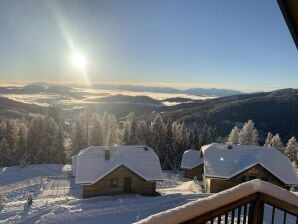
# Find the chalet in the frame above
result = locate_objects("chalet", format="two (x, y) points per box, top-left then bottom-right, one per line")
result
(180, 149), (204, 180)
(200, 143), (298, 193)
(73, 145), (163, 198)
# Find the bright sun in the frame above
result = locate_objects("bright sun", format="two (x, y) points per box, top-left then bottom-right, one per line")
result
(71, 52), (87, 71)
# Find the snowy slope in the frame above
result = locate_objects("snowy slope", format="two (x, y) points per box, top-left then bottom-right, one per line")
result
(0, 164), (70, 185)
(0, 165), (207, 224)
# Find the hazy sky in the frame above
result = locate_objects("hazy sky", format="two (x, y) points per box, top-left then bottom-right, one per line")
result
(0, 0), (297, 91)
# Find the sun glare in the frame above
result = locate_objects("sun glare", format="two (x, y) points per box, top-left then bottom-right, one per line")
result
(71, 52), (87, 71)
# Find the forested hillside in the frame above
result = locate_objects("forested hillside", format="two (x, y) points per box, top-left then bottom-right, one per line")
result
(0, 88), (297, 170)
(165, 89), (298, 142)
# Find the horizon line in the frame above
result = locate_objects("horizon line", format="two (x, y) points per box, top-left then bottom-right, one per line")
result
(0, 80), (293, 93)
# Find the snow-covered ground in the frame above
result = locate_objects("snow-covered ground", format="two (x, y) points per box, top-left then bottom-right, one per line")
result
(0, 165), (209, 224)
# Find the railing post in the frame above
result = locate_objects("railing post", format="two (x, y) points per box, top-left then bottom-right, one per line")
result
(251, 193), (264, 224)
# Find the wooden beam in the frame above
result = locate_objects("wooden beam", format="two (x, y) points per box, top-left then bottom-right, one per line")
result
(181, 192), (298, 224)
(261, 193), (298, 216)
(277, 0), (298, 49)
(181, 194), (257, 224)
(251, 193), (264, 224)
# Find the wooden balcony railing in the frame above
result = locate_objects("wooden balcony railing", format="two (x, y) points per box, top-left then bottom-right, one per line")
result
(136, 180), (298, 224)
(182, 192), (297, 224)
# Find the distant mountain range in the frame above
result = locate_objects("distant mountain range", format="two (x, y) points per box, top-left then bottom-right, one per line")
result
(91, 94), (163, 106)
(0, 83), (82, 99)
(89, 84), (243, 97)
(160, 97), (198, 103)
(0, 83), (242, 97)
(0, 83), (297, 143)
(0, 96), (46, 118)
(165, 88), (298, 142)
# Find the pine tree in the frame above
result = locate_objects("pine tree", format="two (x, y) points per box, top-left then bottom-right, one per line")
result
(101, 112), (110, 145)
(253, 129), (259, 145)
(227, 126), (240, 144)
(122, 123), (130, 145)
(171, 121), (189, 169)
(79, 107), (93, 146)
(91, 117), (104, 146)
(106, 113), (120, 146)
(264, 132), (273, 147)
(199, 124), (209, 147)
(129, 113), (138, 144)
(40, 117), (59, 163)
(52, 126), (66, 164)
(180, 123), (190, 150)
(48, 106), (62, 126)
(136, 119), (152, 145)
(284, 137), (298, 162)
(26, 117), (43, 164)
(270, 133), (283, 152)
(101, 112), (120, 146)
(0, 138), (9, 167)
(200, 124), (217, 146)
(121, 112), (138, 145)
(0, 119), (4, 144)
(16, 127), (27, 166)
(164, 119), (174, 169)
(5, 120), (15, 153)
(239, 120), (259, 145)
(150, 113), (167, 168)
(71, 121), (86, 155)
(189, 123), (200, 149)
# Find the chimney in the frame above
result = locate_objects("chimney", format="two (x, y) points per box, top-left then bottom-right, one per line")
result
(104, 148), (110, 160)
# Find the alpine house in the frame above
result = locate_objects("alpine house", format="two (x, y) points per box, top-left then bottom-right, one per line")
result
(200, 143), (298, 193)
(73, 145), (163, 198)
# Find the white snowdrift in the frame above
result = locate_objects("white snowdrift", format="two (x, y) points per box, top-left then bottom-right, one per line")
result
(135, 179), (298, 224)
(0, 164), (70, 186)
(173, 181), (202, 194)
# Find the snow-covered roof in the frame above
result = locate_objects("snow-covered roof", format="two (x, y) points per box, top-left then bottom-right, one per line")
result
(75, 145), (163, 184)
(71, 154), (78, 176)
(202, 143), (298, 185)
(135, 179), (298, 224)
(199, 143), (219, 157)
(180, 149), (203, 169)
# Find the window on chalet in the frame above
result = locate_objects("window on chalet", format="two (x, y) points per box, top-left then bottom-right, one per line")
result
(111, 177), (118, 187)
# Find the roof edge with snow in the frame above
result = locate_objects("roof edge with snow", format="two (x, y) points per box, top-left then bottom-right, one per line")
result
(181, 149), (204, 169)
(181, 163), (203, 170)
(76, 163), (163, 185)
(74, 145), (163, 184)
(204, 162), (298, 186)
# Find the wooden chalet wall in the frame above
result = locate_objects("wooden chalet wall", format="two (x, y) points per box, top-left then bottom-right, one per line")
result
(83, 165), (156, 198)
(206, 164), (288, 193)
(184, 164), (204, 180)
